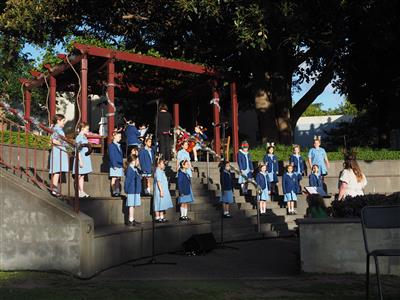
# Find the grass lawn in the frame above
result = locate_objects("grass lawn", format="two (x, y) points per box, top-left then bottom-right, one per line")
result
(1, 271), (399, 300)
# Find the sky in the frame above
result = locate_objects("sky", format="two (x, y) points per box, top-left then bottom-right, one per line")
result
(22, 43), (345, 110)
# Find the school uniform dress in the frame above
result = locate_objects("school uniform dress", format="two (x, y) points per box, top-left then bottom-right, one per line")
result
(109, 142), (124, 177)
(177, 149), (192, 177)
(308, 147), (328, 176)
(264, 154), (279, 183)
(309, 173), (323, 188)
(220, 169), (234, 204)
(290, 154), (304, 193)
(153, 168), (173, 211)
(193, 132), (207, 150)
(177, 169), (194, 203)
(49, 124), (69, 174)
(139, 147), (155, 177)
(124, 166), (142, 206)
(237, 150), (253, 184)
(125, 124), (141, 146)
(72, 133), (93, 175)
(282, 172), (298, 202)
(255, 171), (271, 201)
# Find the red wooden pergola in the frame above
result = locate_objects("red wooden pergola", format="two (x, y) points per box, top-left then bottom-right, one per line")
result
(20, 43), (240, 160)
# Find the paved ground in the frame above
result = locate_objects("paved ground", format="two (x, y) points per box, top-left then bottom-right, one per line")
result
(100, 238), (300, 280)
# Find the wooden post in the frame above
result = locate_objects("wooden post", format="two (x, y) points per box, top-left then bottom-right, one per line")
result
(212, 85), (221, 156)
(107, 60), (115, 143)
(230, 82), (239, 162)
(173, 102), (179, 128)
(49, 75), (56, 122)
(80, 54), (88, 123)
(24, 87), (31, 130)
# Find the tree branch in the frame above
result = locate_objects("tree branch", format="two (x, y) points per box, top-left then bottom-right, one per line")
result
(290, 62), (334, 126)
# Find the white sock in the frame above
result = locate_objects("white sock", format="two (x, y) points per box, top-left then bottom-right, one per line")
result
(224, 211), (229, 215)
(147, 188), (151, 194)
(183, 207), (188, 217)
(155, 216), (160, 220)
(129, 216), (134, 222)
(115, 188), (120, 194)
(180, 207), (184, 216)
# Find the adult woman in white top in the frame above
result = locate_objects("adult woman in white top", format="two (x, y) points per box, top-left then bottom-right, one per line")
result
(338, 155), (367, 200)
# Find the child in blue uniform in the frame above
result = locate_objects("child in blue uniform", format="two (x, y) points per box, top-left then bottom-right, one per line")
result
(192, 125), (207, 162)
(220, 161), (234, 218)
(308, 137), (330, 178)
(139, 136), (155, 195)
(237, 141), (253, 194)
(125, 120), (141, 156)
(309, 164), (323, 188)
(177, 159), (194, 221)
(109, 131), (123, 197)
(290, 144), (305, 194)
(73, 122), (93, 198)
(282, 164), (298, 215)
(263, 144), (279, 198)
(153, 158), (173, 223)
(177, 140), (193, 177)
(124, 154), (142, 226)
(255, 162), (271, 216)
(49, 114), (69, 196)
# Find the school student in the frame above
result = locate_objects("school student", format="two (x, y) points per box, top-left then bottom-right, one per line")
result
(255, 162), (271, 216)
(192, 125), (207, 162)
(176, 140), (193, 177)
(49, 114), (69, 196)
(308, 137), (330, 178)
(220, 161), (234, 218)
(237, 141), (253, 194)
(72, 122), (93, 198)
(109, 131), (123, 197)
(263, 144), (279, 197)
(309, 164), (323, 188)
(138, 136), (155, 195)
(125, 120), (141, 155)
(177, 159), (194, 221)
(124, 154), (142, 226)
(289, 144), (305, 194)
(282, 164), (298, 215)
(153, 158), (174, 222)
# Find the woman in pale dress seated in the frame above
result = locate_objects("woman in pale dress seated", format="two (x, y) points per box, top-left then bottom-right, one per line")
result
(338, 155), (367, 200)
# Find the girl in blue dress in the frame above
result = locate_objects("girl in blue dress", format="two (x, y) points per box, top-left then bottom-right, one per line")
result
(176, 141), (193, 177)
(124, 154), (142, 226)
(263, 144), (279, 197)
(255, 162), (271, 216)
(220, 160), (234, 218)
(282, 164), (298, 215)
(109, 131), (124, 197)
(49, 114), (69, 196)
(308, 137), (330, 178)
(73, 122), (93, 198)
(289, 144), (305, 194)
(237, 141), (253, 194)
(177, 159), (194, 221)
(139, 136), (155, 195)
(153, 158), (173, 223)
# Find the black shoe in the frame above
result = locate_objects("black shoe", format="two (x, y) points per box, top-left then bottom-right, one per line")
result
(126, 221), (134, 226)
(184, 216), (191, 221)
(179, 216), (186, 222)
(133, 220), (141, 225)
(161, 218), (168, 223)
(223, 214), (232, 218)
(155, 219), (162, 223)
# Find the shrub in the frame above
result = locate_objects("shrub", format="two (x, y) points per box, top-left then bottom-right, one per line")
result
(331, 193), (400, 218)
(0, 131), (51, 150)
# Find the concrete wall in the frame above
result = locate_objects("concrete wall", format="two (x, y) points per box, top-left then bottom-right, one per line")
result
(298, 218), (400, 275)
(0, 168), (94, 277)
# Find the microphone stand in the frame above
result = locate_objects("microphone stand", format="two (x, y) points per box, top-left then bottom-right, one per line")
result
(133, 99), (176, 267)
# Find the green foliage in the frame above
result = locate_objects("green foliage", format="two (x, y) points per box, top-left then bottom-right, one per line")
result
(249, 143), (400, 162)
(0, 131), (51, 150)
(302, 100), (358, 117)
(331, 193), (400, 218)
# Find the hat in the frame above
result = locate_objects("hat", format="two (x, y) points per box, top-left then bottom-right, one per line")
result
(241, 141), (249, 148)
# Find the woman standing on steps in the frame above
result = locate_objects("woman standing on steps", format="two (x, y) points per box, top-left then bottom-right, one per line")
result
(153, 158), (173, 223)
(72, 122), (93, 198)
(49, 114), (69, 197)
(177, 159), (194, 221)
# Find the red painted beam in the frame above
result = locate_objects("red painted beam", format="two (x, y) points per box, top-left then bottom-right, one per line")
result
(230, 82), (239, 162)
(212, 86), (221, 156)
(173, 103), (179, 128)
(80, 54), (88, 123)
(24, 88), (31, 131)
(107, 60), (115, 144)
(74, 43), (217, 76)
(49, 75), (56, 122)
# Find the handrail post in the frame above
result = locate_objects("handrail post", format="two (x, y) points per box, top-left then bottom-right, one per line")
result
(74, 145), (80, 213)
(206, 151), (210, 190)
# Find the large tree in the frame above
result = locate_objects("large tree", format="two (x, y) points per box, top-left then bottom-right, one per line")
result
(0, 0), (350, 143)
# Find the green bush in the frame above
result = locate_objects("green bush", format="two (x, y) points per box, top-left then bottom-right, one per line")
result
(249, 144), (400, 161)
(0, 131), (51, 150)
(331, 193), (400, 218)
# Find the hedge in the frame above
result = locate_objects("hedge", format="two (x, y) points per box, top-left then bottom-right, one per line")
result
(249, 144), (400, 161)
(0, 131), (51, 150)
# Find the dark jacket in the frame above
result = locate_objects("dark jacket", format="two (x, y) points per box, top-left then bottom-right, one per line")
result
(255, 172), (270, 190)
(125, 124), (141, 145)
(220, 169), (234, 191)
(138, 147), (155, 174)
(238, 151), (254, 175)
(289, 154), (305, 175)
(309, 173), (323, 187)
(108, 142), (123, 168)
(177, 169), (191, 195)
(282, 172), (297, 194)
(124, 166), (142, 194)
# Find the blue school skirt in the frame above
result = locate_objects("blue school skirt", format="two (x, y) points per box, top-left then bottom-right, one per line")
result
(178, 189), (194, 203)
(258, 188), (270, 201)
(110, 167), (123, 177)
(284, 191), (298, 202)
(220, 190), (234, 204)
(126, 194), (141, 206)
